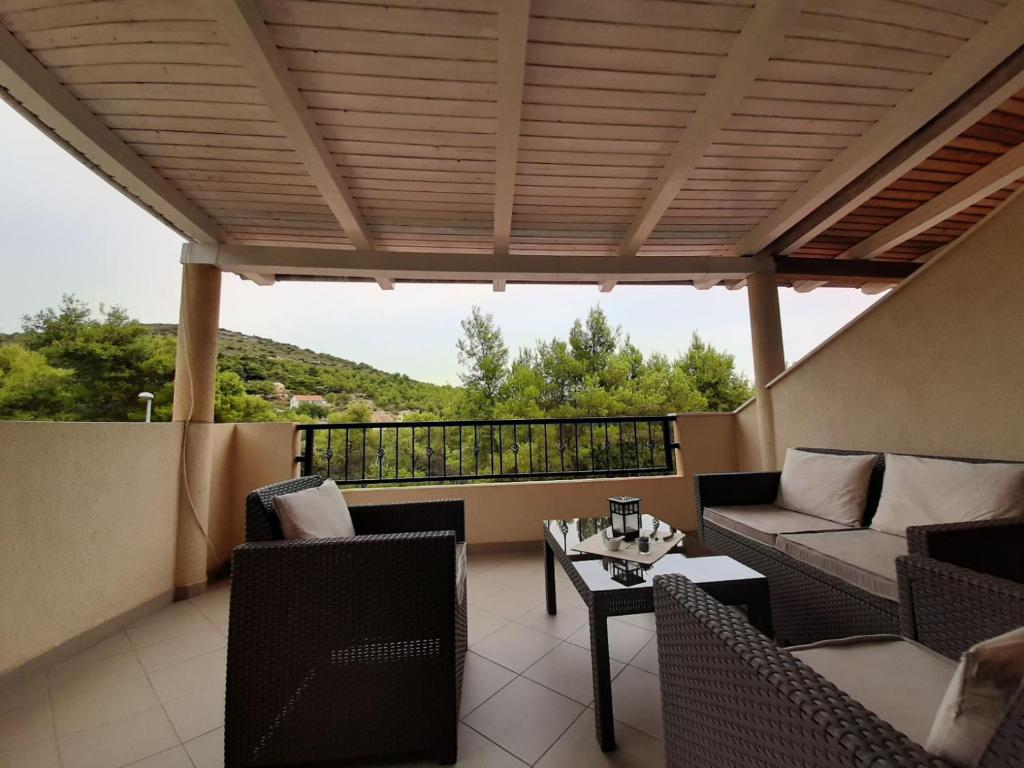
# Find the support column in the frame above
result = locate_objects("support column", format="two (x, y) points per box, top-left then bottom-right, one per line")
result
(172, 263), (222, 599)
(746, 267), (786, 470)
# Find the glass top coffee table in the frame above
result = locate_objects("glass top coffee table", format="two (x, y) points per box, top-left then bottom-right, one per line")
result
(543, 514), (771, 752)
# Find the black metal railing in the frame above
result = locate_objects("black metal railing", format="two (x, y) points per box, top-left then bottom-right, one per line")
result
(296, 415), (678, 486)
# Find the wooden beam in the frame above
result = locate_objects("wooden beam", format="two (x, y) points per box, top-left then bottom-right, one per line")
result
(599, 281), (616, 293)
(791, 281), (826, 293)
(839, 142), (1024, 260)
(375, 277), (395, 291)
(213, 0), (373, 250)
(183, 244), (768, 284)
(861, 284), (896, 296)
(493, 279), (506, 292)
(493, 0), (530, 256)
(774, 256), (918, 282)
(240, 272), (275, 286)
(0, 24), (223, 243)
(731, 4), (1024, 258)
(618, 0), (803, 256)
(770, 46), (1024, 256)
(692, 278), (720, 290)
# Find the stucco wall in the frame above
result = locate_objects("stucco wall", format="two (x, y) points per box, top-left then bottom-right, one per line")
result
(737, 190), (1024, 466)
(0, 422), (182, 674)
(734, 400), (761, 471)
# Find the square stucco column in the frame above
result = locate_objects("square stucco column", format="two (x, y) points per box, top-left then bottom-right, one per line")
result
(171, 263), (222, 599)
(746, 269), (785, 471)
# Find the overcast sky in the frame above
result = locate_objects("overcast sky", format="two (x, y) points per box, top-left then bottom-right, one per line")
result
(0, 100), (880, 386)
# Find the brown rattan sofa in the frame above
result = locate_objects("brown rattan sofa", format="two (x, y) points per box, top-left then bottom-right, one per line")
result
(653, 550), (1024, 768)
(225, 476), (467, 766)
(696, 448), (1023, 644)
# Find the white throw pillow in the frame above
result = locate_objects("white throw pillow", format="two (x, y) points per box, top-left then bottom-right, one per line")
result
(871, 454), (1024, 537)
(775, 448), (876, 527)
(926, 626), (1024, 767)
(272, 479), (355, 540)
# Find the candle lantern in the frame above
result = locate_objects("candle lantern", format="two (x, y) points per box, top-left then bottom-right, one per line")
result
(608, 496), (641, 542)
(608, 559), (647, 587)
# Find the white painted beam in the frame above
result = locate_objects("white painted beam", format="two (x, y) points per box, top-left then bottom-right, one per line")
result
(375, 277), (395, 291)
(0, 25), (223, 243)
(861, 283), (895, 295)
(732, 1), (1024, 257)
(792, 280), (826, 293)
(619, 0), (803, 255)
(839, 141), (1024, 260)
(692, 278), (720, 290)
(493, 279), (507, 292)
(599, 281), (616, 293)
(213, 0), (373, 250)
(240, 272), (276, 286)
(493, 0), (530, 256)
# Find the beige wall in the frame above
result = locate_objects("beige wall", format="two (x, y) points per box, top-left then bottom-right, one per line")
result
(734, 400), (761, 472)
(0, 422), (182, 674)
(736, 190), (1024, 466)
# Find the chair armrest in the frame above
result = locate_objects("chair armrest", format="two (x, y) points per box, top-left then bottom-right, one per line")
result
(897, 554), (1024, 659)
(653, 574), (943, 768)
(906, 519), (1024, 583)
(349, 499), (465, 542)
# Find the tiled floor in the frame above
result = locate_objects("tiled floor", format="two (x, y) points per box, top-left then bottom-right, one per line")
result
(0, 552), (665, 767)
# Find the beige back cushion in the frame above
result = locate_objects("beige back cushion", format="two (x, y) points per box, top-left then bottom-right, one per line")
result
(926, 626), (1024, 767)
(871, 454), (1024, 537)
(273, 479), (355, 540)
(775, 449), (876, 527)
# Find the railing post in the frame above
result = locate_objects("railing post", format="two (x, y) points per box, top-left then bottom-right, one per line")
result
(663, 415), (676, 472)
(301, 427), (314, 477)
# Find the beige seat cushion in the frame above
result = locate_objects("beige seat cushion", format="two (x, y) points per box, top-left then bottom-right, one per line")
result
(273, 479), (355, 540)
(776, 448), (877, 527)
(872, 454), (1024, 537)
(777, 529), (907, 601)
(791, 635), (957, 746)
(927, 626), (1024, 768)
(704, 505), (849, 546)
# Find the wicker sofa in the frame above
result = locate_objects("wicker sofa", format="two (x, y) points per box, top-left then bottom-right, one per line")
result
(653, 552), (1024, 768)
(225, 476), (467, 766)
(696, 448), (1023, 643)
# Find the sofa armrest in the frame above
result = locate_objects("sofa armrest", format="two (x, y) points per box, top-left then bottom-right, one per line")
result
(906, 519), (1024, 583)
(349, 498), (465, 542)
(897, 554), (1024, 659)
(653, 574), (941, 768)
(694, 471), (780, 539)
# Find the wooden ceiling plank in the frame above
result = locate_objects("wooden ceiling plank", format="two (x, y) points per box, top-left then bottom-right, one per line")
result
(494, 0), (532, 256)
(212, 0), (373, 250)
(733, 3), (1024, 257)
(0, 23), (223, 243)
(838, 141), (1024, 259)
(619, 0), (805, 256)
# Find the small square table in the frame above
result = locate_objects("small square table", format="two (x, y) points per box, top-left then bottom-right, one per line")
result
(543, 514), (772, 752)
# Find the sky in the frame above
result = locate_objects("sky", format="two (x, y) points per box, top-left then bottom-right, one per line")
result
(0, 100), (881, 386)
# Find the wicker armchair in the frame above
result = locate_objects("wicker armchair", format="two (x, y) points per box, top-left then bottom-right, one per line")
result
(696, 448), (1024, 643)
(653, 554), (1024, 768)
(225, 476), (467, 766)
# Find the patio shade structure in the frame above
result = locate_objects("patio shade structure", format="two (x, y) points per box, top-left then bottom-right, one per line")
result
(4, 0), (1024, 593)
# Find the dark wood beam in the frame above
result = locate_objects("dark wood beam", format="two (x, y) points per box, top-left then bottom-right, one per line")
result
(775, 256), (918, 281)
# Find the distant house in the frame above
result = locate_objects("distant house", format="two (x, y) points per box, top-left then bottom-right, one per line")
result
(289, 394), (328, 410)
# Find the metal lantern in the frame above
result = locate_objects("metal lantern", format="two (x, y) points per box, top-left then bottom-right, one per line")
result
(608, 496), (641, 542)
(607, 559), (647, 587)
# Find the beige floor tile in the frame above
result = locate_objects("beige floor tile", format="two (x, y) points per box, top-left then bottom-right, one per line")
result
(163, 683), (224, 743)
(184, 726), (223, 768)
(126, 603), (210, 650)
(124, 746), (193, 768)
(535, 708), (664, 768)
(0, 702), (53, 752)
(467, 580), (543, 621)
(567, 620), (654, 664)
(466, 606), (508, 646)
(462, 677), (583, 764)
(71, 632), (133, 666)
(449, 724), (528, 768)
(135, 622), (225, 674)
(148, 648), (226, 704)
(523, 642), (623, 706)
(0, 676), (48, 717)
(470, 623), (561, 674)
(614, 612), (658, 631)
(609, 667), (662, 741)
(464, 555), (509, 577)
(57, 705), (178, 768)
(516, 603), (589, 640)
(630, 638), (659, 676)
(459, 653), (516, 717)
(52, 674), (158, 736)
(189, 582), (230, 635)
(48, 651), (147, 701)
(0, 738), (61, 768)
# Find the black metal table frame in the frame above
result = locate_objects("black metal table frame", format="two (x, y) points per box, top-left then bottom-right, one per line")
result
(543, 526), (773, 752)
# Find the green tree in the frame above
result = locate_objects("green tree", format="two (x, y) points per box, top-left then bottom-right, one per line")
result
(456, 306), (509, 412)
(679, 332), (753, 411)
(214, 371), (278, 423)
(0, 344), (73, 420)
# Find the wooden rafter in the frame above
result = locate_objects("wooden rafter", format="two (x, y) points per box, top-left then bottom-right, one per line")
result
(212, 0), (373, 250)
(838, 142), (1024, 260)
(774, 257), (917, 282)
(0, 24), (223, 243)
(731, 1), (1024, 258)
(618, 0), (804, 256)
(493, 0), (530, 256)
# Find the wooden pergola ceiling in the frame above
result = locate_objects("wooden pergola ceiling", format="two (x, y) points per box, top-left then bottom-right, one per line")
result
(2, 0), (1024, 292)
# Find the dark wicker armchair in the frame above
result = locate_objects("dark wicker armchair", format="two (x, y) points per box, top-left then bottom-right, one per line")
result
(225, 476), (467, 767)
(653, 553), (1024, 768)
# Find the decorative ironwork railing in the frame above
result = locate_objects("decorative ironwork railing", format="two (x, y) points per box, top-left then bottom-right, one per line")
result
(296, 416), (677, 486)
